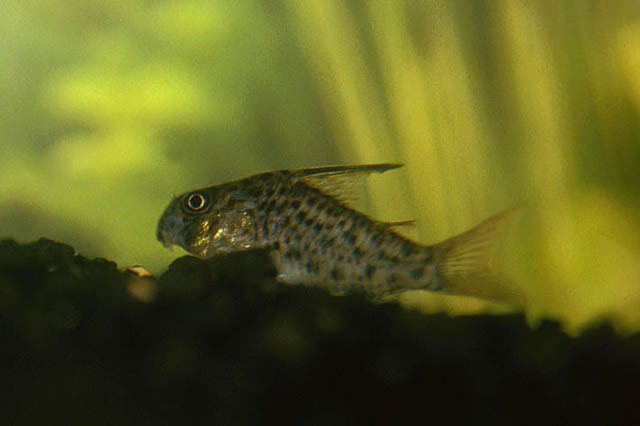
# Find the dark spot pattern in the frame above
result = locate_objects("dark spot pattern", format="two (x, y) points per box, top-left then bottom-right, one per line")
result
(290, 249), (301, 261)
(410, 267), (424, 280)
(371, 233), (383, 245)
(330, 267), (343, 281)
(294, 212), (306, 224)
(162, 164), (451, 298)
(340, 231), (354, 245)
(347, 232), (357, 245)
(353, 247), (363, 262)
(306, 260), (319, 274)
(422, 247), (433, 263)
(291, 183), (307, 197)
(305, 196), (317, 207)
(229, 170), (441, 296)
(400, 243), (416, 257)
(365, 264), (376, 279)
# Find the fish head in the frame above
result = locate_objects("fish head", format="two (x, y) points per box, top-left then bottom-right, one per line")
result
(157, 185), (258, 258)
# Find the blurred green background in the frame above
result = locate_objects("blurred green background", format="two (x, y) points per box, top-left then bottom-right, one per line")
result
(1, 0), (639, 332)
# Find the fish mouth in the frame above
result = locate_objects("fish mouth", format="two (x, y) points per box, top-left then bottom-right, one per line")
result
(156, 228), (175, 250)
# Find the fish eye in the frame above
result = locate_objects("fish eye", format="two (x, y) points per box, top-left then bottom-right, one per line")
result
(184, 192), (208, 212)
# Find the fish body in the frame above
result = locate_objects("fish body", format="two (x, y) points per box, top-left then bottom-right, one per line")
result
(157, 164), (519, 300)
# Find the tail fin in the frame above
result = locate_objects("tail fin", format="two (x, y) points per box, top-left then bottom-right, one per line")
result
(432, 207), (525, 306)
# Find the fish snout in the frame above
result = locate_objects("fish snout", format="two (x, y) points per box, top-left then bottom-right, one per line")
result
(156, 217), (177, 250)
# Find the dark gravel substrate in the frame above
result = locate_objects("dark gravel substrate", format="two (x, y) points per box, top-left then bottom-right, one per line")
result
(0, 238), (638, 426)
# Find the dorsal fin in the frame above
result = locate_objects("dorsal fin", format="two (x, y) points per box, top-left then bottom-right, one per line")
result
(294, 163), (402, 178)
(295, 163), (402, 206)
(380, 220), (417, 229)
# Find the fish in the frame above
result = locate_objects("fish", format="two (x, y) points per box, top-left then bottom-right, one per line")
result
(157, 164), (522, 302)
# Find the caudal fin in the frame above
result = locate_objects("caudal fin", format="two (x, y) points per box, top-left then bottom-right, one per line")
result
(433, 207), (525, 306)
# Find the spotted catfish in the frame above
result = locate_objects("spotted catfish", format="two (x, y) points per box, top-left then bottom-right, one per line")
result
(157, 164), (521, 301)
